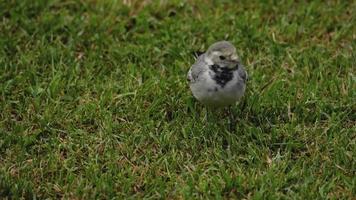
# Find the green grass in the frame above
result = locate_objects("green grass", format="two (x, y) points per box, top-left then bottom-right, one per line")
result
(0, 0), (355, 199)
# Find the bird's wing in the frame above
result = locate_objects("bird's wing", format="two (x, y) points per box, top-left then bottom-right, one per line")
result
(238, 64), (248, 83)
(187, 54), (207, 84)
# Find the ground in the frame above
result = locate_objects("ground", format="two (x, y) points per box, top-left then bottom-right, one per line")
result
(0, 0), (355, 199)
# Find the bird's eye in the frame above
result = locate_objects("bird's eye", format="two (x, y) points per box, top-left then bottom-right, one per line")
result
(219, 56), (226, 60)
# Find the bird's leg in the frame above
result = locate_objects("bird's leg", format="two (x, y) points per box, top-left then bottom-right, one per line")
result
(228, 105), (236, 132)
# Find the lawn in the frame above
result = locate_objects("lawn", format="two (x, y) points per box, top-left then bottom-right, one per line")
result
(0, 0), (355, 199)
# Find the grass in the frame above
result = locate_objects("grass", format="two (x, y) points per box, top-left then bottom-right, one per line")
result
(0, 0), (355, 199)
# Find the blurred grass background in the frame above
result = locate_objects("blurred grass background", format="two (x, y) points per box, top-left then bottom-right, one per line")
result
(0, 0), (355, 199)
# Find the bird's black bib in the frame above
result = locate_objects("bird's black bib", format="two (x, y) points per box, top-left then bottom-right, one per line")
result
(209, 64), (238, 87)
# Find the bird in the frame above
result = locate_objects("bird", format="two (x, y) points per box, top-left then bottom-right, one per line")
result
(187, 41), (247, 108)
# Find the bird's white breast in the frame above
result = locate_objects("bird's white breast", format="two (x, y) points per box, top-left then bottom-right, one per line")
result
(189, 69), (245, 107)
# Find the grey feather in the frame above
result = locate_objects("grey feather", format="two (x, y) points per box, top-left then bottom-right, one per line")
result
(237, 64), (248, 83)
(187, 54), (207, 83)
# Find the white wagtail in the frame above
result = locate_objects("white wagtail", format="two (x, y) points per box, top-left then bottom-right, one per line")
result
(187, 41), (247, 108)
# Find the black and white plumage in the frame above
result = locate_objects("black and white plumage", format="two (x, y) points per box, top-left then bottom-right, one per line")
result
(187, 41), (247, 107)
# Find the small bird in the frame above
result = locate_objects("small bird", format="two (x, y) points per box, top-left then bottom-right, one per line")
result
(187, 41), (247, 107)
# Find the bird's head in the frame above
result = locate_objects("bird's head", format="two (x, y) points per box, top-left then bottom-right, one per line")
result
(205, 41), (240, 69)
